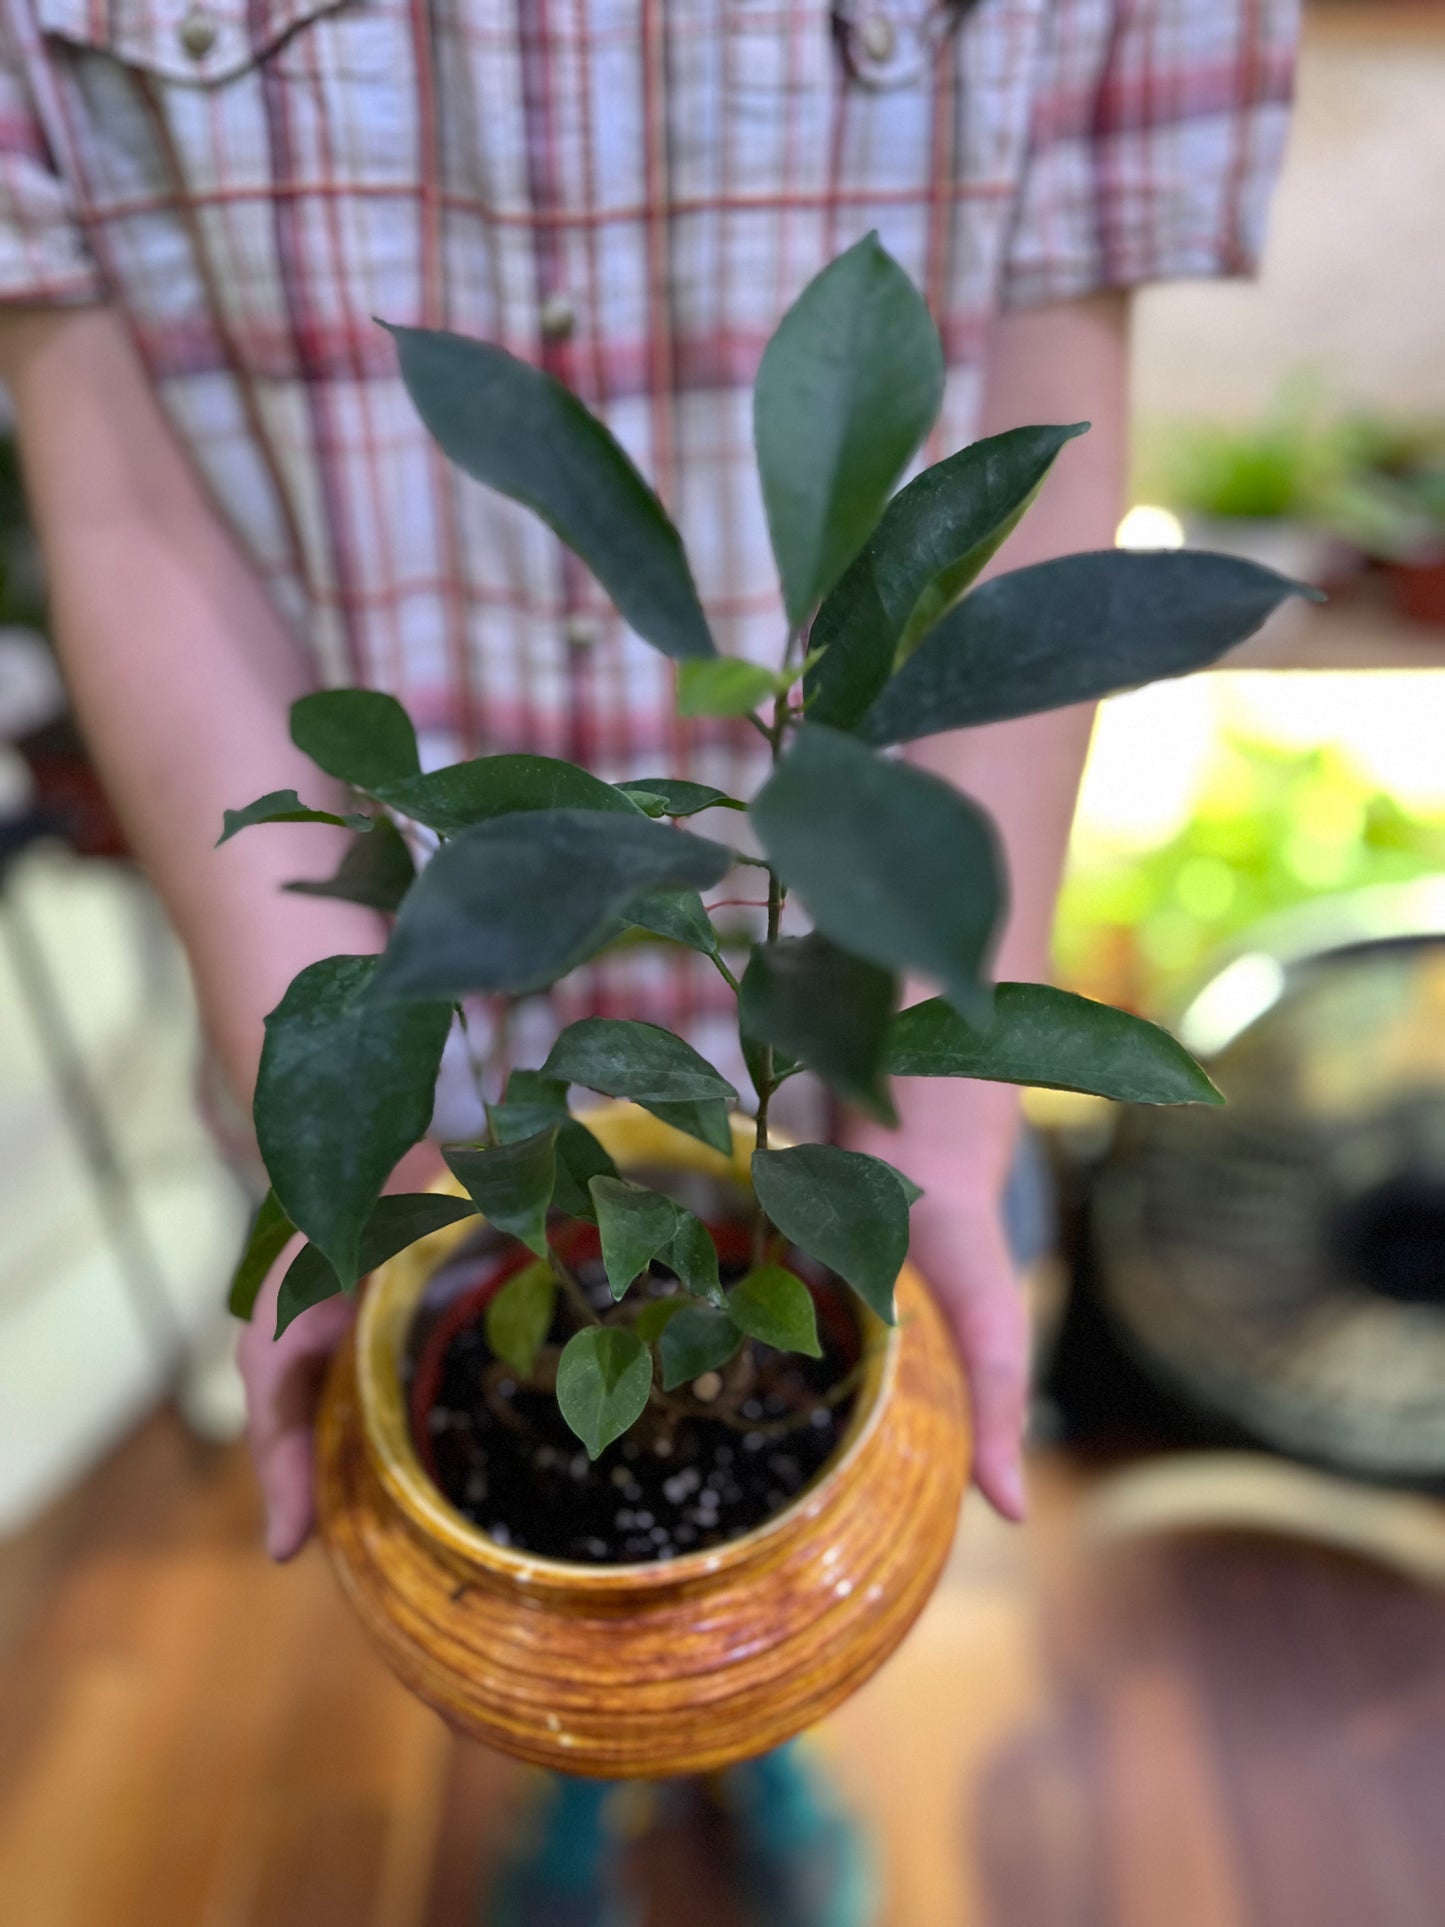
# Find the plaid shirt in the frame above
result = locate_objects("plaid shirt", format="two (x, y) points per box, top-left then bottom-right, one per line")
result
(0, 0), (1297, 1092)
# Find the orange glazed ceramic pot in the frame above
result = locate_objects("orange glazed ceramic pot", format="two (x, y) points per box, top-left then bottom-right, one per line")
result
(315, 1104), (970, 1778)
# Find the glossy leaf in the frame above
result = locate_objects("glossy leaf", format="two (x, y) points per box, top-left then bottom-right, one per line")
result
(740, 935), (897, 1123)
(659, 1305), (742, 1391)
(275, 1192), (478, 1337)
(372, 810), (732, 1001)
(485, 1259), (557, 1377)
(752, 725), (1004, 1028)
(659, 1211), (725, 1308)
(677, 658), (779, 719)
(755, 233), (945, 627)
(887, 983), (1224, 1105)
(616, 778), (746, 817)
(552, 1120), (621, 1222)
(727, 1264), (822, 1357)
(290, 690), (421, 792)
(624, 888), (720, 958)
(387, 323), (715, 661)
(380, 753), (644, 836)
(445, 1131), (559, 1258)
(285, 815), (416, 914)
(217, 790), (374, 845)
(489, 1070), (572, 1145)
(635, 1296), (689, 1344)
(859, 551), (1324, 746)
(589, 1176), (680, 1300)
(255, 956), (452, 1287)
(557, 1326), (654, 1458)
(752, 1144), (909, 1324)
(644, 1099), (735, 1157)
(228, 1189), (295, 1320)
(805, 424), (1088, 730)
(543, 1018), (737, 1106)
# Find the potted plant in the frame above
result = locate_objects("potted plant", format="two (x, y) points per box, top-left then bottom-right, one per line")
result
(224, 236), (1313, 1776)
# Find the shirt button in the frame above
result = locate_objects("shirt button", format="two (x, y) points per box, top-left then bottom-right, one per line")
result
(540, 291), (577, 342)
(564, 613), (600, 650)
(178, 7), (218, 58)
(856, 13), (897, 63)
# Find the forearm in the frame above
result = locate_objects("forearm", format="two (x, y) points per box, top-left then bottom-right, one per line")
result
(1, 307), (381, 1104)
(850, 293), (1129, 1195)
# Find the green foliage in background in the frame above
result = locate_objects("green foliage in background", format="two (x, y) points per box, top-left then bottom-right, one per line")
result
(1055, 732), (1445, 1011)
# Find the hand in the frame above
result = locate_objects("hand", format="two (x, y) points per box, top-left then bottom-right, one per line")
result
(896, 1189), (1031, 1524)
(238, 1259), (355, 1561)
(237, 1141), (443, 1560)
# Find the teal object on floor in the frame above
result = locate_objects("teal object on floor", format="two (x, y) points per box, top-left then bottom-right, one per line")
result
(719, 1742), (880, 1927)
(487, 1742), (876, 1927)
(486, 1776), (641, 1927)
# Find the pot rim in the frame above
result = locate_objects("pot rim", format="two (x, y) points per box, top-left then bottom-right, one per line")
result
(354, 1103), (900, 1595)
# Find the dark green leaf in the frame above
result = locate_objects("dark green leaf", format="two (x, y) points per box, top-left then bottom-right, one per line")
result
(755, 233), (945, 628)
(552, 1120), (620, 1222)
(380, 754), (644, 836)
(386, 323), (715, 661)
(659, 1211), (725, 1307)
(634, 1296), (688, 1344)
(372, 810), (733, 1001)
(589, 1176), (680, 1300)
(290, 690), (421, 792)
(285, 815), (416, 913)
(543, 1018), (737, 1106)
(887, 983), (1224, 1105)
(882, 1161), (925, 1206)
(727, 1264), (822, 1357)
(228, 1189), (294, 1320)
(752, 725), (1004, 1028)
(677, 658), (779, 719)
(859, 551), (1325, 747)
(217, 790), (374, 846)
(556, 1327), (654, 1458)
(274, 1192), (478, 1338)
(624, 888), (720, 958)
(740, 935), (897, 1123)
(659, 1306), (743, 1390)
(752, 1144), (909, 1323)
(255, 956), (453, 1286)
(644, 1099), (735, 1156)
(485, 1259), (557, 1377)
(616, 778), (746, 817)
(806, 424), (1088, 730)
(490, 1070), (572, 1145)
(445, 1130), (559, 1258)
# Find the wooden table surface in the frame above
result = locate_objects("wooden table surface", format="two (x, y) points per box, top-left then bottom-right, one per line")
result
(1, 1415), (1441, 1927)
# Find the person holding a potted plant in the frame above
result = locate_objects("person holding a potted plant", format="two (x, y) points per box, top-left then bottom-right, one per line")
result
(0, 1), (1299, 1918)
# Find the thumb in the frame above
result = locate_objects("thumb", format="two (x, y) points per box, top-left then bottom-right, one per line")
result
(912, 1205), (1031, 1522)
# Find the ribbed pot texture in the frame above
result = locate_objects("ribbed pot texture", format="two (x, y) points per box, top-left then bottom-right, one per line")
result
(315, 1104), (970, 1778)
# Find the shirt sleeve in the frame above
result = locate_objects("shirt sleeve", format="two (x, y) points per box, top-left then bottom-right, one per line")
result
(0, 16), (103, 305)
(1000, 0), (1302, 310)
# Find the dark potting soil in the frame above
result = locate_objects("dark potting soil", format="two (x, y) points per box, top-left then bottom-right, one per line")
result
(405, 1218), (860, 1567)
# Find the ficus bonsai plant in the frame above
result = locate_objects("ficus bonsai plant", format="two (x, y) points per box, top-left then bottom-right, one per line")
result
(225, 234), (1314, 1528)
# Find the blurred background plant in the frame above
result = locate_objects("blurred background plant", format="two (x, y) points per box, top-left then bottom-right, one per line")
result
(1055, 714), (1445, 1013)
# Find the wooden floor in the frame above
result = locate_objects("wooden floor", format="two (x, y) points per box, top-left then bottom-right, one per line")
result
(1, 1417), (1441, 1927)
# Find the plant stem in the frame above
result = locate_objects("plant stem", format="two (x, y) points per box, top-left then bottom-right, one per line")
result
(549, 1245), (599, 1326)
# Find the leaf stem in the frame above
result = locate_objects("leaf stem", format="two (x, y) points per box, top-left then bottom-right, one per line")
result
(549, 1244), (599, 1326)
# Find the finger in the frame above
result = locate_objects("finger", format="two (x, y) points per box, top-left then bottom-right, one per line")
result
(924, 1214), (1031, 1521)
(240, 1272), (354, 1561)
(258, 1425), (317, 1562)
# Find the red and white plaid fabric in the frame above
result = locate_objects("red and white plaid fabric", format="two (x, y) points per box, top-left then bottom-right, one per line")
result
(0, 0), (1298, 1092)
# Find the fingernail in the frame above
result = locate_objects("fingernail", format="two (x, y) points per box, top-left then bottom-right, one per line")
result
(998, 1463), (1028, 1521)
